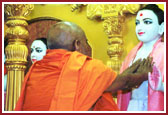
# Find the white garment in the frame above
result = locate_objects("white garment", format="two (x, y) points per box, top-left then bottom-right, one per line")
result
(127, 46), (151, 111)
(127, 81), (148, 111)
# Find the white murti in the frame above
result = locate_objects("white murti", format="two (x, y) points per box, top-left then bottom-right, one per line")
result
(31, 40), (47, 63)
(4, 54), (7, 91)
(127, 9), (164, 111)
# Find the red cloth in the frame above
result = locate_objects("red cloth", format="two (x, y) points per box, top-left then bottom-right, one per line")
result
(4, 64), (7, 75)
(117, 38), (164, 111)
(15, 49), (117, 111)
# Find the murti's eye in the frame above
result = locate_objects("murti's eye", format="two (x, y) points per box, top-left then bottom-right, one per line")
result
(135, 21), (140, 25)
(144, 20), (152, 24)
(31, 48), (34, 53)
(36, 49), (43, 53)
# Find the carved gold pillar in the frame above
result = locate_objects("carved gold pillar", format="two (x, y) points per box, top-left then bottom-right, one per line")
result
(4, 4), (34, 111)
(102, 4), (141, 73)
(102, 4), (125, 74)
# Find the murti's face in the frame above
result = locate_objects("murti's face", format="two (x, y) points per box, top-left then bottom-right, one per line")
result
(135, 10), (160, 43)
(30, 40), (47, 63)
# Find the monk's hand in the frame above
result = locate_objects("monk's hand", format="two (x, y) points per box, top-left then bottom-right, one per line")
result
(125, 57), (154, 89)
(137, 56), (153, 74)
(114, 59), (143, 91)
(121, 58), (142, 75)
(105, 59), (142, 93)
(106, 57), (153, 93)
(134, 57), (154, 82)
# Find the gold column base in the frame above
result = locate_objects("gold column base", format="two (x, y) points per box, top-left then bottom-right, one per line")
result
(5, 68), (25, 111)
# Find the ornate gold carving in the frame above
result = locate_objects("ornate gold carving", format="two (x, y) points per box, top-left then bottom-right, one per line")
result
(103, 16), (124, 37)
(71, 4), (84, 12)
(101, 5), (124, 73)
(103, 4), (124, 16)
(4, 4), (33, 111)
(4, 4), (34, 17)
(74, 4), (141, 73)
(86, 4), (103, 19)
(6, 20), (28, 27)
(5, 44), (28, 63)
(86, 4), (141, 19)
(121, 4), (141, 14)
(106, 37), (123, 72)
(102, 4), (140, 73)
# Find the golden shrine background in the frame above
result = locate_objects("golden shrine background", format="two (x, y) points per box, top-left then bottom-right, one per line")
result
(3, 3), (164, 111)
(4, 4), (164, 65)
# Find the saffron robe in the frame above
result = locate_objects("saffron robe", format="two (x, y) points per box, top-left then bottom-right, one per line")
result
(93, 93), (119, 111)
(117, 38), (164, 111)
(15, 49), (117, 111)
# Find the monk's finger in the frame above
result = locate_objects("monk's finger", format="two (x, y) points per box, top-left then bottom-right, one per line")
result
(132, 58), (142, 67)
(147, 57), (153, 68)
(129, 61), (141, 73)
(147, 57), (154, 72)
(140, 58), (146, 66)
(149, 57), (153, 66)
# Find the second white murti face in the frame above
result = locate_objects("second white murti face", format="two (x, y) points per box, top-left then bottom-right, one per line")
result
(135, 10), (161, 43)
(30, 40), (47, 63)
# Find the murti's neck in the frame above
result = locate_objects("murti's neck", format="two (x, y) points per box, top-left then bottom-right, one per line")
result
(141, 37), (160, 50)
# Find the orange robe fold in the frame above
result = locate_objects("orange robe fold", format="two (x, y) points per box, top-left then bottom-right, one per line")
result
(93, 93), (119, 111)
(15, 49), (117, 111)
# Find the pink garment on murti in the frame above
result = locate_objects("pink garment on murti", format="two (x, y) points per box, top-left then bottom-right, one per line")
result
(117, 38), (164, 111)
(148, 65), (161, 90)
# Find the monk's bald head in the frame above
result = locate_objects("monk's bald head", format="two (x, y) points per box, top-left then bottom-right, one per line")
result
(47, 21), (92, 56)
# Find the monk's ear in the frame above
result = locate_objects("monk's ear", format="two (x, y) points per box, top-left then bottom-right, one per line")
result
(74, 40), (81, 52)
(158, 22), (164, 35)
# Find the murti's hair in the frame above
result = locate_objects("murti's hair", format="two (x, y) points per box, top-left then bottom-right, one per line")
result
(140, 4), (164, 25)
(35, 37), (48, 49)
(4, 38), (8, 53)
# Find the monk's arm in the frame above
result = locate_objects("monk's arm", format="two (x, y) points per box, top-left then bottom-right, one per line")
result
(105, 72), (148, 93)
(105, 57), (152, 93)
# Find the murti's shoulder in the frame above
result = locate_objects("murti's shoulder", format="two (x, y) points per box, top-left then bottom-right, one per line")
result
(153, 41), (164, 54)
(157, 41), (164, 48)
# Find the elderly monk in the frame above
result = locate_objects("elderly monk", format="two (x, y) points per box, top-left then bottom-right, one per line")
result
(15, 22), (153, 111)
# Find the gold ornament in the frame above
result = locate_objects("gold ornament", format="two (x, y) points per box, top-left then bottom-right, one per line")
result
(4, 4), (34, 111)
(5, 4), (34, 17)
(71, 4), (83, 12)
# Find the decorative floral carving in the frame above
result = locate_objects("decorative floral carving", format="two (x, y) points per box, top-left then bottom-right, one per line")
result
(103, 17), (124, 36)
(4, 4), (34, 17)
(86, 4), (103, 19)
(71, 4), (85, 12)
